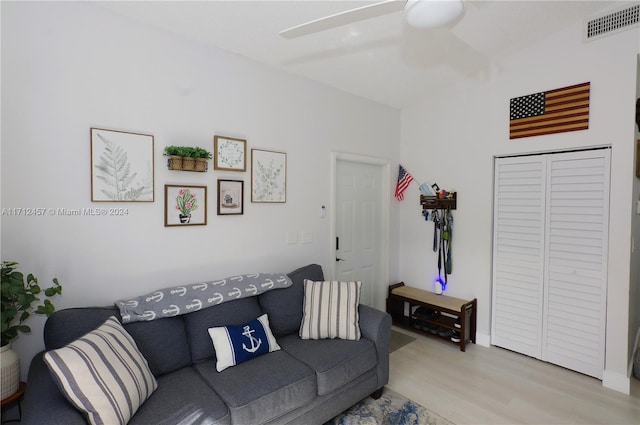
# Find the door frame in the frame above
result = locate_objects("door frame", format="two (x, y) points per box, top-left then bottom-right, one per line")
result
(330, 151), (391, 310)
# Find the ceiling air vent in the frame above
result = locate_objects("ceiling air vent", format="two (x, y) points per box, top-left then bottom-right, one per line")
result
(584, 2), (639, 42)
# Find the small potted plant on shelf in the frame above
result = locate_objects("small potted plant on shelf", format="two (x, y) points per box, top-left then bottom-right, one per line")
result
(164, 146), (184, 170)
(1, 261), (62, 399)
(179, 147), (197, 171)
(164, 146), (212, 172)
(192, 147), (212, 172)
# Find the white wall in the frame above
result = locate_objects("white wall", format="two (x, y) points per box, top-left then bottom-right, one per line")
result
(400, 21), (639, 392)
(0, 1), (400, 378)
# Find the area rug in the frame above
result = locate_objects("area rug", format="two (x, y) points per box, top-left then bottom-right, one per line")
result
(325, 388), (455, 425)
(390, 329), (416, 353)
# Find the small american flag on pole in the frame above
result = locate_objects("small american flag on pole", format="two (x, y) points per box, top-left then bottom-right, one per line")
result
(509, 82), (590, 139)
(395, 165), (414, 201)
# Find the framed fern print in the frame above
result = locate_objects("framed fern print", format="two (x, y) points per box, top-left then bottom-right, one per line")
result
(91, 128), (154, 202)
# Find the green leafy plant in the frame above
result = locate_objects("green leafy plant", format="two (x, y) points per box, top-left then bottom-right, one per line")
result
(1, 261), (62, 346)
(163, 146), (182, 156)
(163, 146), (211, 159)
(192, 147), (212, 160)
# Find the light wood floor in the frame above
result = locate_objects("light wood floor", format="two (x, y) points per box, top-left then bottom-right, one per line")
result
(388, 326), (640, 425)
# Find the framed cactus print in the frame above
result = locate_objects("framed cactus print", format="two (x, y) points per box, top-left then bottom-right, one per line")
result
(91, 128), (154, 202)
(164, 185), (207, 226)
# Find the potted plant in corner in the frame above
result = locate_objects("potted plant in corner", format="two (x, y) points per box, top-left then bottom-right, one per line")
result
(1, 261), (62, 399)
(192, 147), (212, 172)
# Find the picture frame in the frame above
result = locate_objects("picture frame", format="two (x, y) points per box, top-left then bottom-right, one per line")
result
(91, 128), (154, 202)
(217, 180), (244, 215)
(164, 185), (207, 227)
(214, 135), (247, 172)
(251, 149), (286, 203)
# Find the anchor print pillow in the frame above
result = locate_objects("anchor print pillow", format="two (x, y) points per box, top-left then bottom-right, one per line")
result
(208, 313), (281, 372)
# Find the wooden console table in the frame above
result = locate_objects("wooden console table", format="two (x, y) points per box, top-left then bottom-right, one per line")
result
(386, 282), (477, 351)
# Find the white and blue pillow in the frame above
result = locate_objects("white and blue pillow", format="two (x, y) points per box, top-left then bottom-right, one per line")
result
(208, 313), (280, 372)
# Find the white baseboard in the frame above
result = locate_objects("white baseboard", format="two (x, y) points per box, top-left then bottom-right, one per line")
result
(476, 332), (491, 347)
(602, 369), (630, 394)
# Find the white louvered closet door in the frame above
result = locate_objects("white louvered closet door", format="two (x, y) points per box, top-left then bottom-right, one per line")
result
(491, 156), (547, 359)
(542, 150), (610, 379)
(492, 149), (610, 379)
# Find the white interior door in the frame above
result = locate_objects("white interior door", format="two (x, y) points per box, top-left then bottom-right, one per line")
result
(335, 160), (383, 307)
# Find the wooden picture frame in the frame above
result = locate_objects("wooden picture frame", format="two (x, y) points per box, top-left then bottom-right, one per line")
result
(251, 149), (286, 203)
(164, 185), (207, 226)
(91, 128), (154, 202)
(214, 136), (246, 172)
(217, 180), (244, 215)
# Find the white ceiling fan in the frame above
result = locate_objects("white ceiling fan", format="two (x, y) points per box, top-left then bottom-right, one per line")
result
(280, 0), (465, 39)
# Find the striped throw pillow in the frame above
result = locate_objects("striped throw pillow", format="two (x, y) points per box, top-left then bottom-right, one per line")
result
(299, 280), (361, 340)
(43, 316), (157, 425)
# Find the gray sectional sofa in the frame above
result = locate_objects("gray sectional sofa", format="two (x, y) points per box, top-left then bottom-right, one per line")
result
(21, 264), (392, 425)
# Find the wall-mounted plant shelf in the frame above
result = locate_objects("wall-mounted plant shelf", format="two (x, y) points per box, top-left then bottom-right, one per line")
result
(167, 156), (208, 172)
(164, 146), (212, 172)
(420, 192), (457, 210)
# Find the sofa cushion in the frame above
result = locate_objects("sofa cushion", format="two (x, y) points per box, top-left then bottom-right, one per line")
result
(44, 307), (120, 350)
(279, 334), (377, 395)
(194, 351), (316, 424)
(259, 264), (324, 336)
(208, 313), (281, 372)
(130, 366), (230, 425)
(299, 280), (361, 340)
(43, 316), (158, 425)
(43, 307), (192, 377)
(124, 316), (192, 376)
(184, 296), (263, 363)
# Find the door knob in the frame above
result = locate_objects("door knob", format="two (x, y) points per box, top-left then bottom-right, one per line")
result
(336, 257), (345, 262)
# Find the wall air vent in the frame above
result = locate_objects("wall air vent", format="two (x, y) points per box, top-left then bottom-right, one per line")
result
(584, 3), (639, 42)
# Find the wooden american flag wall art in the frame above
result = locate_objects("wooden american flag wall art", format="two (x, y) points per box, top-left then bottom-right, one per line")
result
(509, 82), (590, 139)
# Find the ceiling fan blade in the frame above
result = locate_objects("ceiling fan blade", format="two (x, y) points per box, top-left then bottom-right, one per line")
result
(280, 0), (407, 39)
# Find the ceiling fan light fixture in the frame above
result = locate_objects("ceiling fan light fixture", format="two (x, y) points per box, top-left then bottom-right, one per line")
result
(405, 0), (465, 29)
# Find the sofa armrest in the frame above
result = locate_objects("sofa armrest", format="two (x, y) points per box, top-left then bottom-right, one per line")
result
(21, 352), (85, 425)
(358, 304), (391, 389)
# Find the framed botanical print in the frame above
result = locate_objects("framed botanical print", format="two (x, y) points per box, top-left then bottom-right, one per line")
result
(91, 128), (154, 202)
(251, 149), (286, 203)
(214, 135), (246, 172)
(217, 180), (244, 215)
(164, 185), (207, 226)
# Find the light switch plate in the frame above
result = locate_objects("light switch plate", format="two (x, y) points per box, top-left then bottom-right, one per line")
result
(301, 231), (313, 244)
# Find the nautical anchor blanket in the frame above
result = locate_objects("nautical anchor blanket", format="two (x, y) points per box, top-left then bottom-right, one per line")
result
(115, 273), (292, 323)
